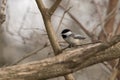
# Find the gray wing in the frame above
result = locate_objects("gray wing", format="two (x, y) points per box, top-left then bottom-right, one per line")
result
(73, 34), (86, 39)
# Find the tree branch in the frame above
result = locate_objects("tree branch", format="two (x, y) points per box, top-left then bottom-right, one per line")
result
(49, 0), (62, 16)
(36, 0), (61, 54)
(36, 0), (59, 62)
(59, 5), (96, 42)
(0, 35), (120, 80)
(99, 0), (118, 41)
(36, 0), (75, 80)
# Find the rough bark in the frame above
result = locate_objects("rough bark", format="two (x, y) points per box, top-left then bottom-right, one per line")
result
(0, 35), (120, 80)
(0, 0), (6, 66)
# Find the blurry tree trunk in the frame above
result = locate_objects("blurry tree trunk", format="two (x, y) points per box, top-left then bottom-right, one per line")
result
(98, 0), (120, 80)
(99, 0), (118, 41)
(0, 0), (6, 67)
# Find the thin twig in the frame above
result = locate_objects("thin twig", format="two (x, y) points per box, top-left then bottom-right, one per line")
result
(18, 7), (30, 44)
(56, 0), (71, 33)
(59, 5), (94, 41)
(92, 0), (103, 20)
(113, 21), (120, 36)
(109, 59), (120, 80)
(103, 62), (112, 72)
(92, 7), (117, 34)
(56, 7), (72, 33)
(62, 41), (101, 51)
(92, 0), (106, 35)
(12, 43), (49, 65)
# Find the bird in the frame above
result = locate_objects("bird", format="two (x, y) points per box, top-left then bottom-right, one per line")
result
(61, 29), (86, 47)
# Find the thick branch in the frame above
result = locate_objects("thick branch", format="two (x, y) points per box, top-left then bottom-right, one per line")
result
(0, 35), (120, 80)
(35, 1), (75, 80)
(36, 0), (61, 54)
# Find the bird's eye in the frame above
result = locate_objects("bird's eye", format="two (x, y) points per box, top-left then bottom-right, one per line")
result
(62, 35), (67, 38)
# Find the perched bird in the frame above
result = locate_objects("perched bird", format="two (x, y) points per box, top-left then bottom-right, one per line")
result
(61, 29), (86, 47)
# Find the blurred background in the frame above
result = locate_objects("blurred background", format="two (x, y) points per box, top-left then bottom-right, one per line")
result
(0, 0), (120, 80)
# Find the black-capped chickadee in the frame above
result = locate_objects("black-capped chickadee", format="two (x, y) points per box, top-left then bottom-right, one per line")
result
(61, 29), (86, 47)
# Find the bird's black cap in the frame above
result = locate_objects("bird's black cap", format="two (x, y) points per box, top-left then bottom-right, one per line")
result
(61, 29), (71, 34)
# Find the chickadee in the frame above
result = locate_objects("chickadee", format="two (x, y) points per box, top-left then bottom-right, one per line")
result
(61, 29), (86, 47)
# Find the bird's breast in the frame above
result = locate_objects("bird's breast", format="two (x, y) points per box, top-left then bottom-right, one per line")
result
(65, 37), (81, 45)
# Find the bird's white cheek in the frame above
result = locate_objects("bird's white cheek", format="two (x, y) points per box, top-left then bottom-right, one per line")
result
(64, 31), (72, 36)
